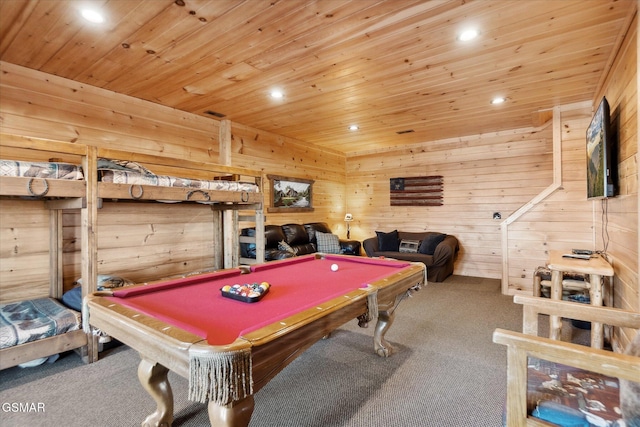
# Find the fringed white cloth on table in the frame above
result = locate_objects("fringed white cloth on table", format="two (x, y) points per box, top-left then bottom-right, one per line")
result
(188, 348), (253, 405)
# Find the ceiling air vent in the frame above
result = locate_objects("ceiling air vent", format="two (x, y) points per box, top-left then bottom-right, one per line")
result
(396, 129), (415, 134)
(204, 110), (226, 118)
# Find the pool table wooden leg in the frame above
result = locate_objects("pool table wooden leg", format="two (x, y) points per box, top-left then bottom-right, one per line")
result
(138, 358), (174, 427)
(207, 396), (254, 427)
(373, 289), (416, 357)
(374, 308), (395, 357)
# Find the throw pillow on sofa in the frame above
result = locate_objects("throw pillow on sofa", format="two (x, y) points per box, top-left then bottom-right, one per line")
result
(304, 222), (333, 243)
(316, 231), (341, 254)
(376, 230), (400, 251)
(399, 239), (420, 253)
(419, 233), (447, 255)
(278, 240), (295, 253)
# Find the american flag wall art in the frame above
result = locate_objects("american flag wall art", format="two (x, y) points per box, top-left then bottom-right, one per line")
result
(390, 176), (443, 206)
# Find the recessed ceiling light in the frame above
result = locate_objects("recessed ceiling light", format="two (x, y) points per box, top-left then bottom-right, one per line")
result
(81, 9), (104, 23)
(491, 97), (506, 105)
(458, 29), (479, 41)
(270, 90), (284, 99)
(349, 125), (359, 131)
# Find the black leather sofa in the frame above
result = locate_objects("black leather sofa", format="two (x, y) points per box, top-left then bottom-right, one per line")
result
(241, 222), (361, 261)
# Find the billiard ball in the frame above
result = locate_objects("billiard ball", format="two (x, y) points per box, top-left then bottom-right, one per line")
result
(331, 263), (339, 272)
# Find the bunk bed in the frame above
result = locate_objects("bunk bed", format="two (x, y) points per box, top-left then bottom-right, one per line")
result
(0, 134), (266, 369)
(93, 147), (265, 271)
(0, 134), (92, 369)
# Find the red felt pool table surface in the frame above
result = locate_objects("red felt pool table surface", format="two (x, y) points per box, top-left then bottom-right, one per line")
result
(107, 254), (411, 345)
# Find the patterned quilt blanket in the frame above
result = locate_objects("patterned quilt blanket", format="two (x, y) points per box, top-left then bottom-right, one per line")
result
(99, 170), (258, 192)
(98, 158), (258, 192)
(0, 298), (80, 349)
(0, 160), (84, 180)
(0, 158), (258, 192)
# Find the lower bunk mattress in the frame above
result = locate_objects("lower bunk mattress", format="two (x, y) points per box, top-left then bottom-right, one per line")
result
(0, 298), (80, 350)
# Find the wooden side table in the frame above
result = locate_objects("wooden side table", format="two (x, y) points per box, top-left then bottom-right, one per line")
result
(546, 250), (614, 349)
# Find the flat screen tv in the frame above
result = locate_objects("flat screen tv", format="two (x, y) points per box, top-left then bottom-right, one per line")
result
(586, 96), (615, 199)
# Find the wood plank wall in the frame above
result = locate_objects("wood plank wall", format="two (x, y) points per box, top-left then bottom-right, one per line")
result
(594, 12), (638, 348)
(0, 200), (51, 300)
(228, 121), (347, 233)
(505, 105), (596, 290)
(345, 122), (554, 280)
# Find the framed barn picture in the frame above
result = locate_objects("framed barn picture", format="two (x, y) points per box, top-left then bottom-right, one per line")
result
(267, 174), (314, 213)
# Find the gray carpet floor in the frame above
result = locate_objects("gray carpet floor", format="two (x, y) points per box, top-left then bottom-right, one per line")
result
(1, 276), (534, 426)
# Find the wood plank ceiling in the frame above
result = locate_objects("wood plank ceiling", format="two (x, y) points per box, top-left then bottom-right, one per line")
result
(0, 0), (635, 154)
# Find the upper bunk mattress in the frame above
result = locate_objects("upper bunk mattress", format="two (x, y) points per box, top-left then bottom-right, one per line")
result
(0, 160), (84, 180)
(98, 158), (259, 192)
(0, 158), (258, 192)
(0, 298), (81, 349)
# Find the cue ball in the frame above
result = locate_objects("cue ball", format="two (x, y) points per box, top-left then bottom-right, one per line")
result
(331, 263), (339, 272)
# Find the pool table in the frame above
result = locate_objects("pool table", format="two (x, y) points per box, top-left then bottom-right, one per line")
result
(86, 254), (425, 427)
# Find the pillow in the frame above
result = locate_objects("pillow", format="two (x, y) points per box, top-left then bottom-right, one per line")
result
(240, 227), (257, 257)
(418, 233), (447, 255)
(61, 286), (82, 311)
(278, 240), (295, 253)
(97, 158), (154, 176)
(75, 274), (134, 290)
(304, 222), (332, 243)
(316, 231), (341, 254)
(399, 239), (421, 253)
(65, 274), (133, 311)
(376, 230), (399, 251)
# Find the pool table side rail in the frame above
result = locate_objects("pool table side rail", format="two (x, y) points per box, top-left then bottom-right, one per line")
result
(85, 294), (250, 376)
(248, 294), (373, 393)
(108, 268), (244, 297)
(239, 262), (425, 347)
(367, 263), (426, 310)
(239, 289), (369, 345)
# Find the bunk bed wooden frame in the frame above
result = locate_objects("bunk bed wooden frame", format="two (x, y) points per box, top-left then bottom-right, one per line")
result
(94, 146), (265, 270)
(0, 134), (93, 369)
(0, 133), (265, 368)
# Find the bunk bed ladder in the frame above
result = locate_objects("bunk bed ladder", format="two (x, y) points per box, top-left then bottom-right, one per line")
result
(238, 210), (265, 265)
